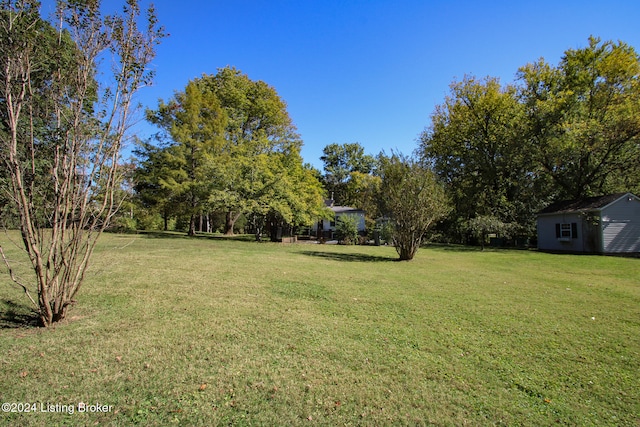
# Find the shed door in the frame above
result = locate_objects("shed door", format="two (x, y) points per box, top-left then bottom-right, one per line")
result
(601, 198), (640, 253)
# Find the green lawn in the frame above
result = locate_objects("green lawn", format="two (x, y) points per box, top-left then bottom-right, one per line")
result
(0, 232), (638, 426)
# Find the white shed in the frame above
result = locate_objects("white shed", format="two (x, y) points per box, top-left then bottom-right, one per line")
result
(537, 192), (640, 254)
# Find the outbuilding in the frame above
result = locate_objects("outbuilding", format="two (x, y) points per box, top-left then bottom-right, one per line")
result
(537, 192), (640, 254)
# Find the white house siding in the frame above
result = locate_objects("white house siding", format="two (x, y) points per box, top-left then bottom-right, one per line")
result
(537, 213), (585, 252)
(601, 197), (640, 253)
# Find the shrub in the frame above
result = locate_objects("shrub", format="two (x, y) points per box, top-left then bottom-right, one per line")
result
(336, 215), (359, 245)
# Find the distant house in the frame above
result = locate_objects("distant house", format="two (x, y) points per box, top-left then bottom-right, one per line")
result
(537, 192), (640, 254)
(312, 200), (366, 240)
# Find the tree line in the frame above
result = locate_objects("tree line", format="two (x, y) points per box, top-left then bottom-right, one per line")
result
(421, 36), (640, 241)
(310, 37), (640, 247)
(131, 37), (640, 249)
(129, 66), (451, 260)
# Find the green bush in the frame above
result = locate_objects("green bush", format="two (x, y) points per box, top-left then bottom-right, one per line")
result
(336, 215), (359, 245)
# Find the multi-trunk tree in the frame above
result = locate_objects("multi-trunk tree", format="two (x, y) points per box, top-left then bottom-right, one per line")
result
(0, 0), (164, 326)
(378, 154), (450, 261)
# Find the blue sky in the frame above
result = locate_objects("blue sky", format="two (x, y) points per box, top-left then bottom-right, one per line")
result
(45, 1), (640, 169)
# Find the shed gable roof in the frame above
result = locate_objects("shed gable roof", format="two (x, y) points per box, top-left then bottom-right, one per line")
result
(538, 193), (635, 215)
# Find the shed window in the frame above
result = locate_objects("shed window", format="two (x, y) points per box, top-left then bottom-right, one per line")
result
(555, 223), (578, 239)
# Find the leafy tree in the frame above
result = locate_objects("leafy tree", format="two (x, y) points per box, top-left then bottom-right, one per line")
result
(420, 76), (542, 238)
(200, 67), (304, 235)
(132, 139), (179, 231)
(320, 142), (377, 205)
(140, 68), (326, 239)
(266, 155), (328, 240)
(517, 36), (640, 199)
(378, 154), (450, 261)
(145, 80), (226, 236)
(0, 0), (164, 326)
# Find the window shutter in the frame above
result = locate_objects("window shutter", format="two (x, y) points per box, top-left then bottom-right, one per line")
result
(555, 223), (561, 238)
(571, 223), (578, 239)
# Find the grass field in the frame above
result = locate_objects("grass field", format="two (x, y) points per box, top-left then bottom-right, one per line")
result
(0, 232), (639, 426)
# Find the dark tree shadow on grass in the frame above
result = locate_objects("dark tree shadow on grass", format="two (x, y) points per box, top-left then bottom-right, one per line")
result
(136, 230), (198, 240)
(300, 250), (397, 263)
(136, 230), (255, 242)
(425, 244), (485, 253)
(0, 299), (39, 329)
(426, 243), (535, 253)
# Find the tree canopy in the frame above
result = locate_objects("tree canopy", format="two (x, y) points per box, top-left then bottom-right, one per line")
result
(420, 37), (640, 241)
(144, 79), (226, 235)
(421, 76), (538, 229)
(518, 36), (640, 199)
(137, 67), (327, 238)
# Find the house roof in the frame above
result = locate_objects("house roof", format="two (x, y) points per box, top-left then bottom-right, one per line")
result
(332, 206), (363, 214)
(324, 199), (363, 213)
(538, 192), (636, 215)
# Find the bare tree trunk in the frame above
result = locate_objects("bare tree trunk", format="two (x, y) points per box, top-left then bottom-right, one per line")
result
(394, 230), (424, 261)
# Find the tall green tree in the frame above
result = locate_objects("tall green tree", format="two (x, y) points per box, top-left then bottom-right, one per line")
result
(132, 139), (178, 230)
(517, 36), (640, 199)
(141, 67), (326, 238)
(420, 76), (542, 237)
(320, 142), (377, 206)
(200, 67), (304, 235)
(145, 80), (226, 236)
(378, 154), (450, 261)
(283, 161), (328, 233)
(0, 0), (164, 326)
